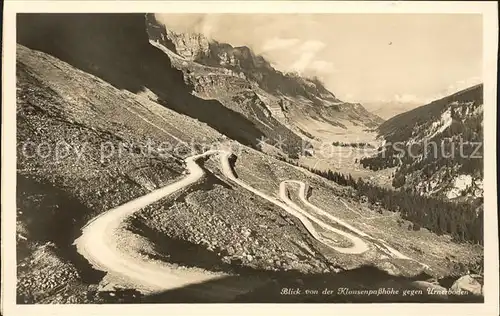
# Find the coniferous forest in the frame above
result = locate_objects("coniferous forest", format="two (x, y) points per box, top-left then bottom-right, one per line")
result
(277, 155), (483, 245)
(359, 85), (483, 191)
(304, 165), (483, 244)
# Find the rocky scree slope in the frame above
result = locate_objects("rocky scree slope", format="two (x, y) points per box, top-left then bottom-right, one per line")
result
(15, 41), (237, 303)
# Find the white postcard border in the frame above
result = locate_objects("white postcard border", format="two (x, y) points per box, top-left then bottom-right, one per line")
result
(2, 1), (498, 315)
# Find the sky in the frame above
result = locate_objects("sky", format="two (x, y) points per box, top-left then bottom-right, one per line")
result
(155, 13), (483, 104)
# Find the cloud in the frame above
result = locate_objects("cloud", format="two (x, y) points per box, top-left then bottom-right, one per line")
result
(445, 76), (482, 94)
(154, 13), (220, 40)
(308, 60), (337, 74)
(289, 40), (327, 73)
(425, 76), (482, 102)
(389, 76), (482, 104)
(342, 93), (355, 101)
(290, 53), (315, 73)
(261, 37), (300, 52)
(299, 40), (326, 52)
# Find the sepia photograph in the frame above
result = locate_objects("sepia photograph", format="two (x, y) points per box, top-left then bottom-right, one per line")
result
(1, 1), (499, 315)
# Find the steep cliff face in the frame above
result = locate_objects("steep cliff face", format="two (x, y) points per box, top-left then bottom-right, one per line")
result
(146, 14), (210, 60)
(146, 14), (383, 143)
(168, 30), (341, 104)
(166, 30), (211, 60)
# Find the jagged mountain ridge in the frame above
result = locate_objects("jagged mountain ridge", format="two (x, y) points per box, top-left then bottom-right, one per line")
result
(147, 14), (339, 104)
(360, 84), (484, 202)
(146, 14), (384, 143)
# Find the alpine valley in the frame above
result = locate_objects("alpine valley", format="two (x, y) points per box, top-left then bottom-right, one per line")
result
(15, 13), (484, 304)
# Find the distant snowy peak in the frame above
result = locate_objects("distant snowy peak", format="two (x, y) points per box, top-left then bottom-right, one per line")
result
(362, 101), (422, 120)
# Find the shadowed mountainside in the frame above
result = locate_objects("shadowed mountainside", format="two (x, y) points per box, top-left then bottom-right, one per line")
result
(143, 265), (482, 303)
(16, 13), (265, 149)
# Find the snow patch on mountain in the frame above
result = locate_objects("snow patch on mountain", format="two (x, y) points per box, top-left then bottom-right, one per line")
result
(446, 174), (473, 199)
(426, 108), (453, 140)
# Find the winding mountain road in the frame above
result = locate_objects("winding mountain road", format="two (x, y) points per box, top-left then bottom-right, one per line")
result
(281, 180), (414, 260)
(279, 181), (369, 254)
(75, 149), (424, 296)
(74, 150), (242, 297)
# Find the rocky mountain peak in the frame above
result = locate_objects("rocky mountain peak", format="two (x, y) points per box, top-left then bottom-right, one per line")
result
(165, 29), (210, 60)
(146, 14), (346, 106)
